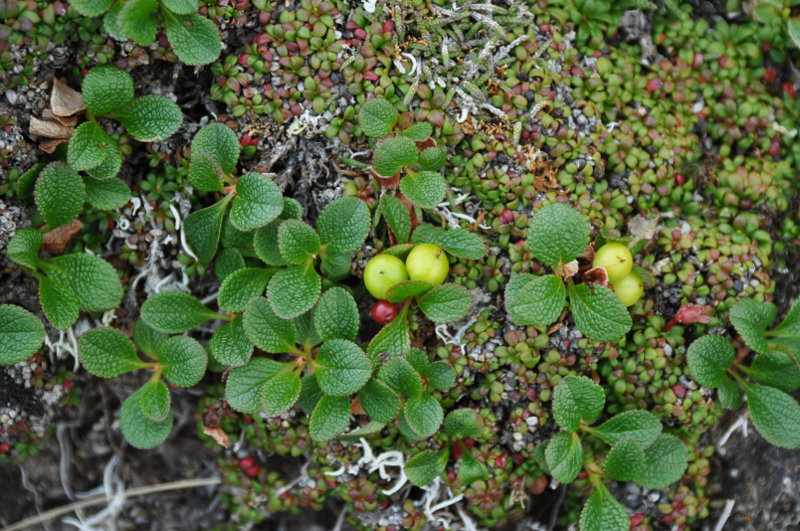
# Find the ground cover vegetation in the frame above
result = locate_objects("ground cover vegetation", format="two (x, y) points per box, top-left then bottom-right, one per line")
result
(1, 0), (800, 529)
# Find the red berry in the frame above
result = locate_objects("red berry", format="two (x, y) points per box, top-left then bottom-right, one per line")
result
(783, 82), (797, 99)
(764, 66), (777, 83)
(0, 442), (9, 454)
(239, 456), (255, 470)
(631, 513), (645, 526)
(646, 78), (663, 93)
(243, 465), (261, 478)
(672, 384), (686, 398)
(371, 301), (397, 324)
(674, 173), (685, 186)
(769, 138), (781, 157)
(499, 209), (515, 225)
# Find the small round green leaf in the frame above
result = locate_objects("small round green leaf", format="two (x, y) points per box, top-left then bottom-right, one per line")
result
(315, 339), (372, 396)
(386, 280), (432, 303)
(418, 283), (471, 323)
(358, 98), (397, 138)
(161, 0), (198, 15)
(579, 484), (629, 531)
(267, 264), (321, 319)
(634, 433), (689, 488)
(231, 173), (284, 231)
(567, 283), (632, 342)
(381, 195), (412, 244)
(214, 248), (245, 283)
(0, 305), (45, 365)
(744, 383), (800, 449)
(261, 371), (301, 415)
(552, 375), (605, 432)
(140, 291), (219, 333)
(313, 287), (359, 342)
(747, 352), (800, 392)
(242, 297), (297, 353)
(70, 0), (113, 17)
(117, 0), (158, 46)
(159, 335), (207, 387)
(320, 252), (352, 281)
(68, 122), (113, 171)
(316, 197), (371, 253)
(82, 66), (134, 116)
(34, 162), (85, 229)
(120, 388), (173, 449)
(417, 146), (446, 171)
(225, 358), (283, 413)
(444, 408), (483, 438)
(133, 320), (168, 358)
(191, 122), (239, 175)
(278, 219), (320, 264)
(378, 358), (422, 397)
(403, 393), (444, 438)
(604, 436), (645, 481)
(373, 136), (418, 177)
(16, 163), (46, 200)
(686, 335), (735, 389)
(39, 277), (80, 330)
(218, 267), (270, 313)
(253, 220), (287, 266)
(309, 395), (351, 441)
(411, 224), (486, 260)
(7, 228), (42, 270)
(397, 122), (433, 142)
(459, 450), (489, 485)
(399, 171), (446, 209)
(78, 327), (142, 377)
(184, 198), (228, 264)
(730, 298), (776, 355)
(297, 373), (323, 415)
(115, 95), (183, 142)
(528, 203), (590, 266)
(207, 315), (254, 367)
(83, 176), (131, 210)
(43, 253), (123, 312)
(591, 410), (662, 448)
(545, 431), (583, 484)
(423, 361), (455, 391)
(367, 317), (410, 361)
(404, 448), (449, 486)
(138, 379), (171, 422)
(506, 274), (566, 327)
(164, 13), (221, 66)
(358, 380), (400, 423)
(188, 153), (223, 192)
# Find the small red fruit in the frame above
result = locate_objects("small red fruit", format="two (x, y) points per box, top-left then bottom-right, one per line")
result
(371, 301), (398, 324)
(499, 209), (515, 225)
(674, 173), (685, 186)
(764, 66), (777, 84)
(243, 465), (260, 478)
(631, 513), (645, 527)
(239, 456), (255, 470)
(646, 78), (663, 93)
(0, 442), (9, 454)
(783, 82), (797, 99)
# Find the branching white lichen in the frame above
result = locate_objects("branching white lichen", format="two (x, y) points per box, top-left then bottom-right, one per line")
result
(325, 438), (409, 496)
(716, 413), (750, 454)
(62, 455), (125, 531)
(417, 477), (464, 528)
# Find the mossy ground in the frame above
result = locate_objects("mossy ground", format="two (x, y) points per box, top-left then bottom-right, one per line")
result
(1, 0), (799, 529)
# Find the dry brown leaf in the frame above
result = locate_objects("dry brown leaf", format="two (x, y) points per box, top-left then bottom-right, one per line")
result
(583, 266), (609, 287)
(39, 139), (70, 153)
(554, 259), (580, 281)
(50, 77), (85, 117)
(42, 108), (78, 127)
(202, 426), (230, 448)
(30, 116), (74, 139)
(42, 220), (83, 255)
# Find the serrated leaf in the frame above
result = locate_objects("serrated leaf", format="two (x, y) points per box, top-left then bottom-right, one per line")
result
(315, 339), (372, 396)
(424, 361), (455, 391)
(159, 336), (207, 387)
(16, 163), (46, 200)
(545, 431), (583, 484)
(267, 264), (321, 319)
(411, 224), (486, 260)
(242, 297), (297, 353)
(744, 382), (800, 448)
(313, 287), (359, 342)
(373, 136), (418, 177)
(85, 140), (122, 180)
(83, 176), (130, 210)
(297, 373), (323, 415)
(309, 395), (351, 441)
(230, 173), (283, 231)
(120, 388), (173, 449)
(718, 377), (744, 409)
(686, 335), (734, 388)
(397, 122), (433, 142)
(399, 171), (446, 209)
(217, 267), (270, 312)
(184, 197), (228, 263)
(444, 408), (482, 438)
(405, 448), (449, 486)
(294, 310), (320, 348)
(418, 283), (471, 323)
(39, 277), (79, 330)
(767, 297), (800, 341)
(133, 320), (168, 358)
(278, 219), (320, 264)
(358, 380), (400, 423)
(459, 450), (488, 485)
(34, 162), (85, 229)
(386, 280), (432, 303)
(207, 315), (253, 367)
(43, 253), (123, 312)
(82, 65), (134, 115)
(634, 433), (688, 488)
(115, 95), (183, 142)
(339, 420), (387, 440)
(506, 274), (566, 327)
(214, 248), (245, 283)
(730, 299), (775, 355)
(316, 197), (371, 254)
(528, 203), (590, 266)
(189, 153), (223, 192)
(381, 195), (412, 243)
(746, 352), (800, 392)
(7, 228), (42, 269)
(140, 291), (219, 333)
(191, 122), (239, 175)
(789, 18), (800, 49)
(381, 243), (415, 259)
(320, 252), (352, 280)
(261, 371), (301, 415)
(138, 379), (170, 421)
(70, 0), (112, 17)
(117, 0), (158, 46)
(604, 436), (645, 481)
(403, 393), (443, 438)
(417, 146), (446, 171)
(552, 375), (605, 432)
(78, 327), (143, 377)
(102, 3), (126, 40)
(161, 0), (198, 15)
(367, 316), (410, 361)
(397, 413), (426, 441)
(358, 98), (397, 138)
(225, 358), (283, 413)
(163, 13), (221, 66)
(579, 483), (629, 531)
(379, 358), (422, 397)
(253, 220), (286, 266)
(405, 348), (429, 374)
(0, 305), (45, 364)
(220, 213), (252, 248)
(591, 410), (662, 448)
(567, 283), (632, 342)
